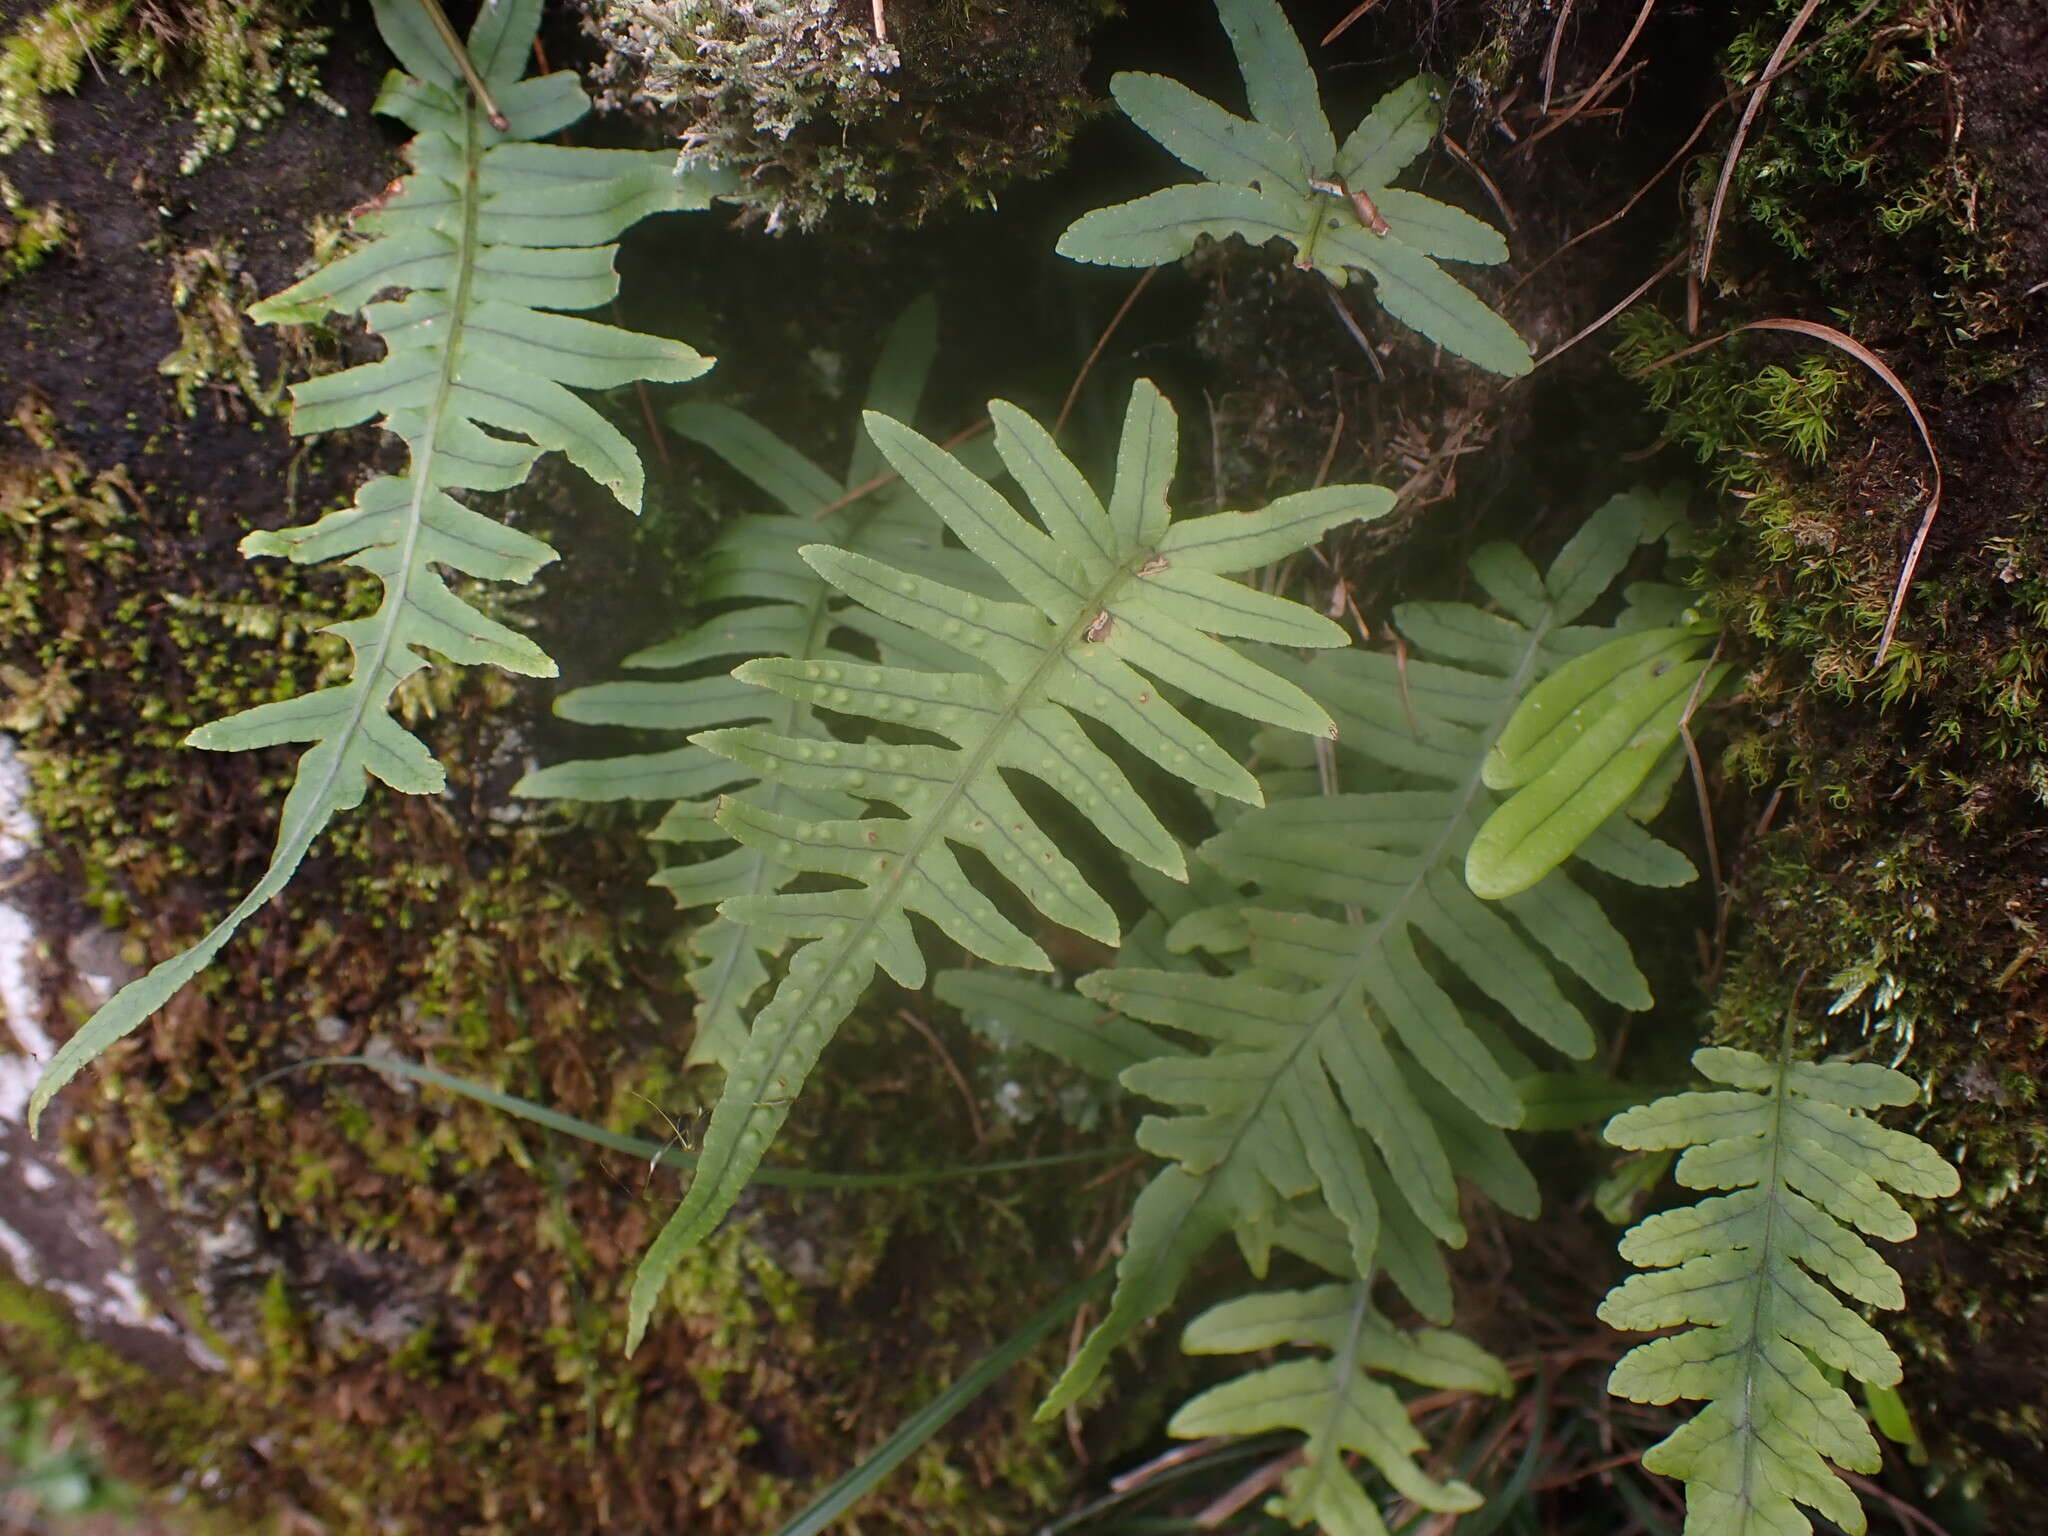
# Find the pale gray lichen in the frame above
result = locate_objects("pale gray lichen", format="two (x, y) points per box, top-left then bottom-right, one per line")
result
(581, 0), (900, 231)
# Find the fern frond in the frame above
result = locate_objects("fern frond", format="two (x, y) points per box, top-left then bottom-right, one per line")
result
(1055, 0), (1529, 375)
(514, 299), (987, 1068)
(1599, 1045), (1958, 1536)
(624, 380), (1394, 1349)
(1042, 489), (1685, 1414)
(1467, 618), (1725, 900)
(1173, 1282), (1510, 1534)
(28, 0), (724, 1129)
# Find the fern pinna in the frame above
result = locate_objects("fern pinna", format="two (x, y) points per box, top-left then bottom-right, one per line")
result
(1600, 1045), (1957, 1536)
(515, 299), (993, 1070)
(624, 380), (1395, 1348)
(29, 0), (725, 1127)
(1056, 0), (1529, 375)
(1037, 492), (1702, 1528)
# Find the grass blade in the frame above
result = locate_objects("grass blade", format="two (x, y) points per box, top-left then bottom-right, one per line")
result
(770, 1270), (1112, 1536)
(267, 1056), (1114, 1189)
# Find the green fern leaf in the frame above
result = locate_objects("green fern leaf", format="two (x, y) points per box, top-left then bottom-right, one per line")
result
(1172, 1282), (1509, 1533)
(1041, 490), (1685, 1416)
(1599, 1046), (1958, 1536)
(1056, 0), (1529, 375)
(622, 381), (1392, 1349)
(514, 300), (988, 1068)
(1466, 622), (1726, 900)
(27, 0), (724, 1130)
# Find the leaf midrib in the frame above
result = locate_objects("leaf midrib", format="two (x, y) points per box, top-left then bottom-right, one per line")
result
(697, 556), (1151, 1199)
(1298, 1281), (1375, 1510)
(1176, 604), (1554, 1228)
(1732, 1052), (1794, 1526)
(312, 107), (483, 829)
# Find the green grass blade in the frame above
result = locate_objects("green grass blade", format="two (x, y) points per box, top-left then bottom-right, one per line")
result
(768, 1270), (1111, 1536)
(266, 1057), (1114, 1189)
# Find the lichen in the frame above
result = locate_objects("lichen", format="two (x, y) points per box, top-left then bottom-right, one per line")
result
(581, 0), (1108, 230)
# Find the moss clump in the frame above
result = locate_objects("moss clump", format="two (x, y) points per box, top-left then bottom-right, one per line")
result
(0, 0), (337, 174)
(158, 244), (282, 419)
(0, 170), (66, 282)
(581, 0), (1109, 230)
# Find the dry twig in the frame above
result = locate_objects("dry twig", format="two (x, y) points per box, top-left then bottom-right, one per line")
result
(1698, 0), (1824, 293)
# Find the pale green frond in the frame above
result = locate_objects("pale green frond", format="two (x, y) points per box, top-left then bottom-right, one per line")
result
(1169, 1282), (1506, 1534)
(1467, 624), (1726, 900)
(624, 383), (1391, 1351)
(1046, 493), (1689, 1415)
(933, 970), (1182, 1082)
(1334, 75), (1440, 190)
(29, 0), (719, 1130)
(1214, 0), (1335, 170)
(1109, 71), (1309, 193)
(1314, 221), (1532, 377)
(1599, 1045), (1959, 1536)
(1055, 182), (1297, 269)
(514, 302), (981, 1069)
(1056, 2), (1524, 372)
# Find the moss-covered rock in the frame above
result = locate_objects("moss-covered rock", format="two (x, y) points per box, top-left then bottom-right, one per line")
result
(579, 0), (1111, 230)
(0, 8), (1116, 1530)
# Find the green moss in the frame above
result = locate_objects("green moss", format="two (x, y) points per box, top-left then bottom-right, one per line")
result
(0, 0), (335, 174)
(0, 170), (66, 283)
(158, 244), (282, 419)
(0, 371), (1108, 1531)
(1613, 14), (2048, 1490)
(0, 0), (123, 155)
(1707, 0), (2016, 354)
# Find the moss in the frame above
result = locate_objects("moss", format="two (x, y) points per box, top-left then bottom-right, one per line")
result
(0, 170), (67, 283)
(0, 0), (125, 156)
(0, 0), (337, 174)
(582, 0), (1111, 230)
(1, 350), (1109, 1531)
(1706, 0), (2021, 358)
(1610, 2), (2048, 1512)
(158, 244), (283, 419)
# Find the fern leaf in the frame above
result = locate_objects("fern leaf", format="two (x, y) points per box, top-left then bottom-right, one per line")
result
(1042, 490), (1685, 1415)
(1057, 0), (1528, 375)
(1466, 622), (1726, 900)
(623, 381), (1393, 1349)
(933, 969), (1181, 1083)
(26, 0), (723, 1129)
(514, 300), (986, 1068)
(1172, 1282), (1509, 1533)
(1599, 1046), (1958, 1536)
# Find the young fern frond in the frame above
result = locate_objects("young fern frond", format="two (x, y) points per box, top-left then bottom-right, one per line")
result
(624, 380), (1395, 1349)
(1172, 1283), (1510, 1533)
(1056, 0), (1530, 375)
(514, 299), (990, 1069)
(1599, 1044), (1958, 1536)
(28, 0), (724, 1129)
(1043, 490), (1691, 1415)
